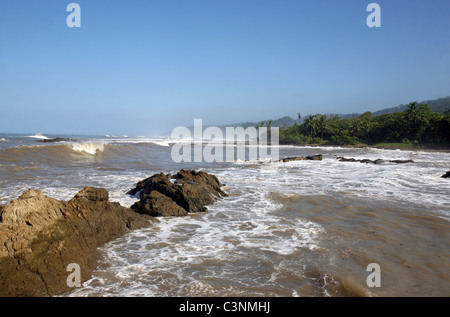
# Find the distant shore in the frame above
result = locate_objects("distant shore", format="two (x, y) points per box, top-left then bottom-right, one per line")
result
(281, 142), (450, 153)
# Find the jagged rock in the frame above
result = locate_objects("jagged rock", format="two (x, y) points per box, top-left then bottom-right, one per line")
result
(132, 191), (188, 217)
(0, 187), (153, 297)
(36, 137), (74, 143)
(0, 171), (225, 296)
(128, 169), (227, 217)
(171, 169), (226, 196)
(336, 157), (414, 164)
(389, 159), (415, 164)
(74, 186), (109, 201)
(281, 154), (322, 162)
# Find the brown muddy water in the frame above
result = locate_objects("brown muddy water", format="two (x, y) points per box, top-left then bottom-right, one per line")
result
(0, 134), (449, 296)
(269, 193), (450, 296)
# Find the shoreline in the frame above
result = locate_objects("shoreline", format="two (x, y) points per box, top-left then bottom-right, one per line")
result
(0, 170), (226, 297)
(281, 142), (450, 153)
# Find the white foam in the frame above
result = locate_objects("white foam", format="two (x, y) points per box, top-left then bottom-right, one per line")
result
(71, 142), (105, 155)
(65, 165), (329, 296)
(26, 133), (49, 140)
(23, 143), (446, 297)
(97, 137), (172, 147)
(149, 140), (171, 147)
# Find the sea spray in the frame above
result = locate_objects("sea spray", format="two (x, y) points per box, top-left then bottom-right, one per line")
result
(71, 142), (105, 155)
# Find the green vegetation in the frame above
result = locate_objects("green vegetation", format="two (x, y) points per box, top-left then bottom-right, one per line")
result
(278, 102), (450, 148)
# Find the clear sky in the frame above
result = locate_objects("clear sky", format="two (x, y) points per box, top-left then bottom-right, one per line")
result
(1, 0), (449, 136)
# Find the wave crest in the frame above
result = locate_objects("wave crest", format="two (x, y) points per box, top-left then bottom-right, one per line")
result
(26, 133), (49, 140)
(71, 142), (105, 155)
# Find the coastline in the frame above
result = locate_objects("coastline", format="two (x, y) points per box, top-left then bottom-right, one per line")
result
(280, 142), (450, 153)
(1, 144), (449, 296)
(0, 170), (226, 297)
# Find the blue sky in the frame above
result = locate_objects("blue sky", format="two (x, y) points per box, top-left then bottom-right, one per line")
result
(1, 0), (449, 136)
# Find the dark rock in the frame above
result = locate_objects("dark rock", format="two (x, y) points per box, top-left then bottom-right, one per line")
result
(281, 157), (307, 162)
(171, 169), (227, 197)
(128, 169), (227, 216)
(308, 154), (323, 160)
(281, 154), (322, 162)
(336, 157), (414, 164)
(441, 170), (450, 178)
(390, 159), (414, 164)
(131, 191), (188, 217)
(336, 157), (357, 162)
(36, 137), (74, 143)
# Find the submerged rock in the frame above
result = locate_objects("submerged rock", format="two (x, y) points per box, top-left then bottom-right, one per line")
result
(0, 187), (152, 297)
(128, 169), (227, 217)
(389, 159), (415, 164)
(36, 137), (74, 143)
(281, 154), (322, 162)
(336, 157), (414, 164)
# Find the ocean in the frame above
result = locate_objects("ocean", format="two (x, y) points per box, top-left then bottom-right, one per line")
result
(0, 133), (449, 296)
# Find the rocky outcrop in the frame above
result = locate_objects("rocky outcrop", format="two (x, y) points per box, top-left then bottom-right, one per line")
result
(0, 170), (226, 296)
(441, 170), (450, 178)
(128, 169), (227, 217)
(0, 187), (153, 297)
(36, 137), (74, 143)
(281, 154), (322, 162)
(336, 157), (414, 164)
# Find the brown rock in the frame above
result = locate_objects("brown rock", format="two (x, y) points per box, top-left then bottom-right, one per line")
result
(132, 191), (188, 217)
(128, 169), (227, 216)
(281, 154), (322, 162)
(171, 169), (226, 197)
(74, 186), (109, 201)
(336, 157), (414, 164)
(0, 187), (153, 297)
(0, 171), (226, 296)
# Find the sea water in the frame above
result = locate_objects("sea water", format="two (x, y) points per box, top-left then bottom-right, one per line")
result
(0, 133), (449, 296)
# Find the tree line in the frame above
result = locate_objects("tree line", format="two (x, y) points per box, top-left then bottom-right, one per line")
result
(277, 102), (450, 146)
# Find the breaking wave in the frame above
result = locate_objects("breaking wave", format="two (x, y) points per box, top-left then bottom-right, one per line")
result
(71, 142), (106, 155)
(26, 133), (49, 140)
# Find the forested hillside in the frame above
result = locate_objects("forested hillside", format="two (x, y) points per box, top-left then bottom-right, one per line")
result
(277, 102), (450, 147)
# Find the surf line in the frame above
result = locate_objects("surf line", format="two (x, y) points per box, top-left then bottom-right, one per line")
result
(170, 118), (280, 163)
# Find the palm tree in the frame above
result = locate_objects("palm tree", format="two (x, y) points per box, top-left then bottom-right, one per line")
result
(316, 114), (327, 141)
(405, 102), (432, 141)
(405, 102), (419, 125)
(304, 115), (318, 140)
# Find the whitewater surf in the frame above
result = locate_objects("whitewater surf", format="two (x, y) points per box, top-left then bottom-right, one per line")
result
(0, 133), (449, 296)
